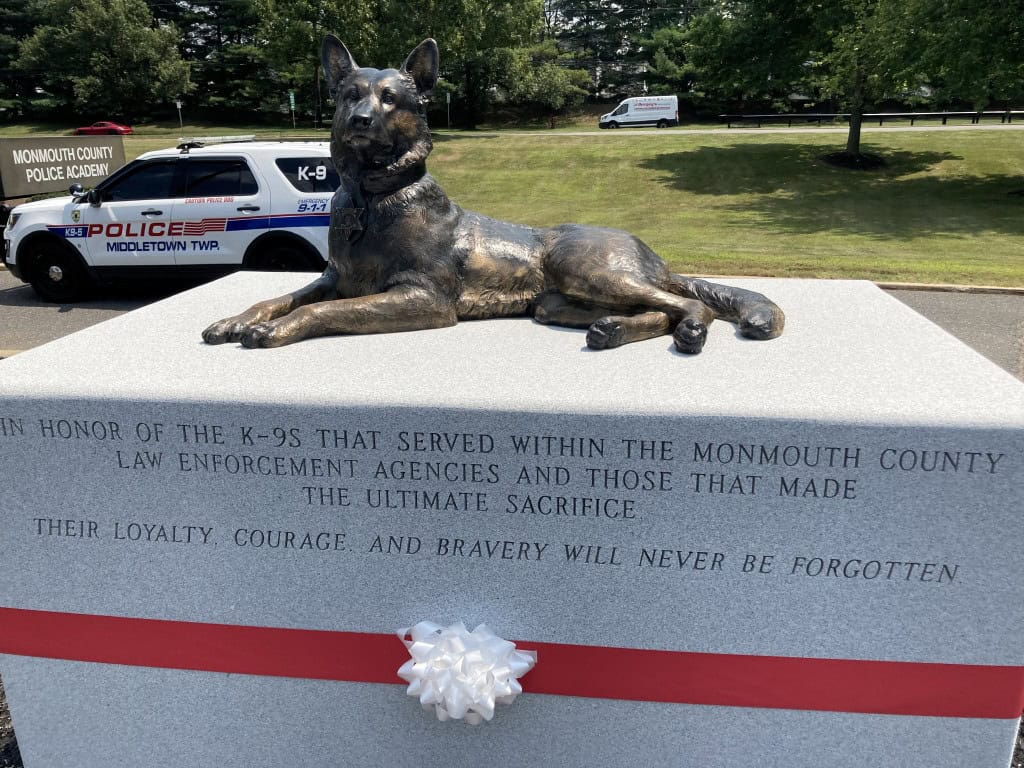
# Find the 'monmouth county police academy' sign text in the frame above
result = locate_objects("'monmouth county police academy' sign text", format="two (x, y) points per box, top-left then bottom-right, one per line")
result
(0, 136), (126, 199)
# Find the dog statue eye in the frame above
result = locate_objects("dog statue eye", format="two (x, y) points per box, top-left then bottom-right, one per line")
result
(381, 90), (396, 105)
(346, 88), (360, 102)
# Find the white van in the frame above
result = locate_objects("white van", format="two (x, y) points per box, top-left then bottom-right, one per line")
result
(598, 96), (679, 129)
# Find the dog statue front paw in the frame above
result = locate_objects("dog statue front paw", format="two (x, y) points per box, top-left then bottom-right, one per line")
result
(239, 322), (288, 349)
(202, 314), (259, 345)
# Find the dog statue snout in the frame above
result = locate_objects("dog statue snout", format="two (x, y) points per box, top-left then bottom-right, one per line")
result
(349, 111), (374, 130)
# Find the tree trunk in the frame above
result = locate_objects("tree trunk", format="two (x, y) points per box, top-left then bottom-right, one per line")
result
(845, 69), (865, 156)
(463, 61), (480, 129)
(845, 107), (863, 155)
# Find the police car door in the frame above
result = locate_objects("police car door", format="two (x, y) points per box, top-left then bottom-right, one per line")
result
(171, 156), (264, 268)
(80, 158), (180, 272)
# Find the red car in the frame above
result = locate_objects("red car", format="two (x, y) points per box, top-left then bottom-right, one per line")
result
(74, 121), (133, 136)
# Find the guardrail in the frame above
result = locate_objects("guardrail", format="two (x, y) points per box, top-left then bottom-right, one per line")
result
(720, 113), (850, 128)
(721, 110), (1024, 128)
(866, 110), (1024, 126)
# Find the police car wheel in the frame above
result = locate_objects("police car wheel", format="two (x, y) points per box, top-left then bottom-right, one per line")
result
(28, 243), (89, 303)
(248, 244), (318, 272)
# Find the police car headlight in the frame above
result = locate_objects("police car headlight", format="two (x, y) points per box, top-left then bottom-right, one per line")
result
(6, 212), (19, 229)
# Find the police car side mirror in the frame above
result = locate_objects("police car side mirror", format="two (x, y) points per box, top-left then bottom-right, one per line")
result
(86, 189), (101, 207)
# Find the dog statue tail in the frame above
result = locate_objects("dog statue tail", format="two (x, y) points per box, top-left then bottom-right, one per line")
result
(669, 275), (785, 341)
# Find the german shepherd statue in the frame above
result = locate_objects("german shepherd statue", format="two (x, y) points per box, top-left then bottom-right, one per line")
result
(202, 36), (784, 353)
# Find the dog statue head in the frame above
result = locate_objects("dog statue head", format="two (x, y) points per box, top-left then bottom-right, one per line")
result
(322, 36), (438, 193)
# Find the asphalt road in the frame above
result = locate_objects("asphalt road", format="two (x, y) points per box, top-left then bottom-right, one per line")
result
(0, 267), (173, 355)
(886, 288), (1024, 380)
(0, 267), (1021, 380)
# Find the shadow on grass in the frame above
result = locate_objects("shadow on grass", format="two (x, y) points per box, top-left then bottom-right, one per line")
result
(639, 144), (1024, 239)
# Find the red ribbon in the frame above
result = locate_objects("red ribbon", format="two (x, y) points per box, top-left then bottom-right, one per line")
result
(1, 607), (1022, 719)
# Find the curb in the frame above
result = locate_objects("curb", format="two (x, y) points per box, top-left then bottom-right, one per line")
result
(874, 281), (1024, 296)
(693, 275), (1024, 296)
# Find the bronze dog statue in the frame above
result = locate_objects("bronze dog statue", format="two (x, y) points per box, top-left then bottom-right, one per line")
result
(202, 36), (784, 353)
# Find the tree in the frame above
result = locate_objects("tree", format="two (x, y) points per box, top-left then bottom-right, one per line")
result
(491, 40), (590, 125)
(639, 26), (691, 96)
(683, 0), (911, 164)
(194, 2), (282, 119)
(683, 0), (1024, 166)
(17, 0), (191, 120)
(547, 0), (692, 96)
(256, 0), (375, 127)
(883, 0), (1024, 109)
(384, 0), (544, 128)
(0, 0), (38, 118)
(144, 0), (284, 120)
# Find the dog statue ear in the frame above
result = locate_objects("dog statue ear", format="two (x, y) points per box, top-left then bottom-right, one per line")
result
(401, 39), (439, 95)
(322, 35), (358, 98)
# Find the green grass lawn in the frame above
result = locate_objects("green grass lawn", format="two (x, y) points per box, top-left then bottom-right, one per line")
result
(426, 129), (1024, 286)
(6, 123), (1023, 285)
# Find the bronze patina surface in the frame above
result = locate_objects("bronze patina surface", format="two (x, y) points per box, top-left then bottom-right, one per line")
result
(202, 36), (784, 354)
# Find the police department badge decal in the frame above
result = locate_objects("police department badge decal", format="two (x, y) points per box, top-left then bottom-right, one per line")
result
(71, 209), (81, 224)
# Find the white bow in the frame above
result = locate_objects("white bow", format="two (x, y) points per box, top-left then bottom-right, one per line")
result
(397, 621), (538, 724)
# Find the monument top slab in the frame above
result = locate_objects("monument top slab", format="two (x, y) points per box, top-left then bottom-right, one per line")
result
(1, 274), (1021, 428)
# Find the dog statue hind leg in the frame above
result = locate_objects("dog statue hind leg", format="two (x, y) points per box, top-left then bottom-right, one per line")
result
(532, 291), (677, 349)
(535, 224), (784, 354)
(670, 275), (785, 342)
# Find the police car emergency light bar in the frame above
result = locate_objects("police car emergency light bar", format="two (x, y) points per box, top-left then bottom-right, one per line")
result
(176, 135), (257, 150)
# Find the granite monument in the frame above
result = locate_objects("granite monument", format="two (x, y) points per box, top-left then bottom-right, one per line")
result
(0, 275), (1021, 766)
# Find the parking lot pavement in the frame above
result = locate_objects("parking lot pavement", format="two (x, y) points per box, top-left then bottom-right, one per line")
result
(0, 267), (1021, 380)
(0, 267), (178, 355)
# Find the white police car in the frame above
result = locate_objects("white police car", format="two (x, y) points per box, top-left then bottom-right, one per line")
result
(2, 138), (338, 302)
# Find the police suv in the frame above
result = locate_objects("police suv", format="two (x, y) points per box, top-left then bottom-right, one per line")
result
(2, 138), (338, 302)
